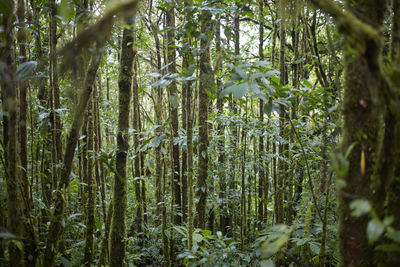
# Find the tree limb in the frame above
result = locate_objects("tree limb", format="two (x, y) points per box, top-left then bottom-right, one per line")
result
(308, 0), (381, 45)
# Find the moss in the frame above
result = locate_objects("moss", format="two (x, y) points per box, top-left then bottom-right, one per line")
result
(195, 10), (213, 230)
(109, 25), (134, 266)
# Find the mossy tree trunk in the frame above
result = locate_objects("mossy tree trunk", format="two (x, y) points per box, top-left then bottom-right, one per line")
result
(258, 0), (266, 225)
(83, 95), (95, 266)
(310, 0), (399, 265)
(215, 16), (229, 235)
(109, 23), (136, 266)
(132, 59), (143, 238)
(195, 10), (213, 230)
(18, 0), (38, 264)
(186, 45), (194, 250)
(1, 0), (24, 265)
(276, 4), (286, 225)
(166, 2), (182, 226)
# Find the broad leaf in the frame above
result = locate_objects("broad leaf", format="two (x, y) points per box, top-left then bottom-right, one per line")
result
(367, 219), (384, 244)
(235, 66), (247, 79)
(16, 61), (37, 81)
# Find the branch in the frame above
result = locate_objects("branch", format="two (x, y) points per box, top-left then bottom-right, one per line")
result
(59, 0), (140, 74)
(240, 17), (273, 31)
(308, 0), (381, 45)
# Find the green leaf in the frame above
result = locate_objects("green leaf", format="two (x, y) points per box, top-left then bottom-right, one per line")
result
(16, 61), (37, 81)
(151, 78), (172, 88)
(250, 72), (265, 79)
(386, 229), (400, 243)
(260, 224), (291, 258)
(10, 240), (23, 251)
(265, 70), (279, 77)
(177, 76), (198, 81)
(199, 33), (209, 42)
(216, 231), (222, 239)
(220, 83), (248, 99)
(233, 83), (248, 98)
(0, 232), (17, 239)
(169, 94), (179, 109)
(193, 233), (203, 243)
(235, 66), (247, 79)
(148, 125), (161, 132)
(60, 256), (72, 267)
(264, 101), (273, 116)
(367, 219), (385, 244)
(58, 0), (75, 21)
(147, 72), (162, 78)
(201, 229), (212, 237)
(350, 199), (371, 217)
(254, 60), (270, 68)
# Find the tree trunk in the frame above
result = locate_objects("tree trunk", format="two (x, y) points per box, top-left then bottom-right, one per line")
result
(44, 46), (105, 266)
(195, 10), (212, 229)
(83, 95), (95, 265)
(276, 4), (286, 224)
(258, 0), (266, 226)
(166, 3), (182, 226)
(109, 23), (136, 266)
(1, 1), (24, 265)
(18, 0), (38, 264)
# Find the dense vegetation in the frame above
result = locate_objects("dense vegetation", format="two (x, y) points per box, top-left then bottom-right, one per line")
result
(1, 0), (400, 266)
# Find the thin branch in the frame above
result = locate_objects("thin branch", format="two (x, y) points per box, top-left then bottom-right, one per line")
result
(240, 17), (273, 31)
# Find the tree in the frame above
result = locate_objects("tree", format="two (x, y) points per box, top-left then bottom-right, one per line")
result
(310, 0), (400, 265)
(109, 21), (136, 266)
(1, 0), (25, 265)
(195, 9), (213, 230)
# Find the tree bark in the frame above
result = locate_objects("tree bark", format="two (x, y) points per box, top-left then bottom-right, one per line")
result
(166, 3), (182, 226)
(195, 10), (213, 229)
(83, 95), (95, 265)
(109, 23), (136, 266)
(1, 1), (24, 265)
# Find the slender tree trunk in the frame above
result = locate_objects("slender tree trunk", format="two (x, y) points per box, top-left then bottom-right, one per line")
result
(240, 98), (248, 249)
(195, 10), (213, 229)
(83, 95), (95, 265)
(181, 52), (188, 225)
(99, 201), (113, 266)
(215, 17), (229, 235)
(186, 51), (194, 250)
(109, 22), (136, 266)
(49, 0), (63, 185)
(17, 0), (38, 264)
(132, 61), (143, 238)
(258, 0), (266, 226)
(166, 3), (182, 226)
(162, 155), (170, 266)
(276, 4), (286, 224)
